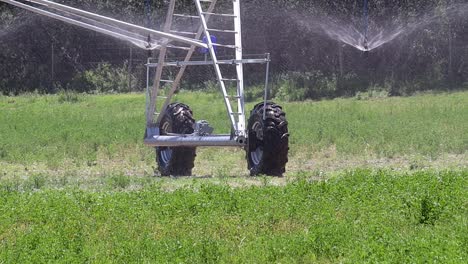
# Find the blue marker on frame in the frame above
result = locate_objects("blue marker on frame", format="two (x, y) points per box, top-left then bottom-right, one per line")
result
(201, 35), (217, 54)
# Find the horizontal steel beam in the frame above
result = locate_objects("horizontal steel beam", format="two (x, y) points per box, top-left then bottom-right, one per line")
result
(146, 58), (270, 67)
(144, 135), (245, 147)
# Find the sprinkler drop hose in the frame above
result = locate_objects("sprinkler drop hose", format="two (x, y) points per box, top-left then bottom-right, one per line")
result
(363, 0), (369, 51)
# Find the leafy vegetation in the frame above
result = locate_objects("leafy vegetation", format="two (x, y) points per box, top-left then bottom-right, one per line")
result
(0, 170), (466, 263)
(0, 91), (466, 262)
(69, 62), (137, 93)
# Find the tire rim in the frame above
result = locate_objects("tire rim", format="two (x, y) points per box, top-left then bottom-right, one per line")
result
(250, 121), (263, 166)
(160, 122), (173, 164)
(160, 148), (173, 164)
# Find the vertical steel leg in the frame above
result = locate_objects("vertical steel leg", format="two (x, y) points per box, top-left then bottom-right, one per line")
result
(233, 0), (246, 135)
(263, 53), (271, 120)
(146, 58), (151, 118)
(146, 0), (176, 127)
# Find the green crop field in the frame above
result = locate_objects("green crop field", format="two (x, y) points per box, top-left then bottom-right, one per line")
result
(0, 90), (466, 178)
(1, 170), (467, 263)
(0, 91), (467, 262)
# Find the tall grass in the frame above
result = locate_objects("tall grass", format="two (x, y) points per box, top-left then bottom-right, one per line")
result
(0, 93), (145, 165)
(284, 92), (468, 158)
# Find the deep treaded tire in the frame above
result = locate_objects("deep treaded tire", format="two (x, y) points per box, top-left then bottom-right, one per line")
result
(156, 103), (196, 176)
(247, 102), (289, 176)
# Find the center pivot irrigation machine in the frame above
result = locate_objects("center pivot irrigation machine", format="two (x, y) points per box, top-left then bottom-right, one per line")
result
(2, 0), (289, 176)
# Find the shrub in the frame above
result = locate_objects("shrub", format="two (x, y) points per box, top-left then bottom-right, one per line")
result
(337, 72), (368, 97)
(273, 71), (338, 101)
(69, 62), (137, 93)
(245, 85), (265, 102)
(204, 80), (219, 93)
(355, 88), (389, 100)
(57, 90), (83, 103)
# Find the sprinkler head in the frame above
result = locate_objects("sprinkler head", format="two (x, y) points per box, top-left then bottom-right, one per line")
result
(363, 37), (369, 51)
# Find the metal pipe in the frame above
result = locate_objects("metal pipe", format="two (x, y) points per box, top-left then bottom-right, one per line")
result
(144, 135), (244, 147)
(26, 0), (206, 47)
(1, 0), (155, 49)
(55, 9), (151, 44)
(146, 58), (269, 67)
(2, 0), (208, 49)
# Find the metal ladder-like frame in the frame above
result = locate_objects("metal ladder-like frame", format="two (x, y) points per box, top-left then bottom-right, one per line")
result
(194, 0), (246, 137)
(146, 0), (246, 137)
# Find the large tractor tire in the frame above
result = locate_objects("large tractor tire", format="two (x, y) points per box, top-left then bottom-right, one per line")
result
(156, 103), (196, 176)
(246, 102), (289, 176)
